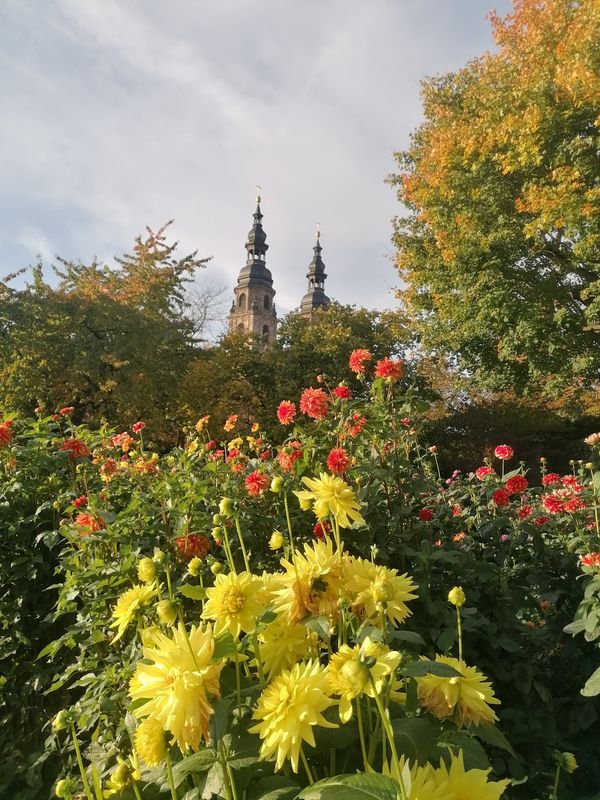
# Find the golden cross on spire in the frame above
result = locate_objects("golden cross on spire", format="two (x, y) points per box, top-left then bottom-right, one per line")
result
(256, 184), (262, 203)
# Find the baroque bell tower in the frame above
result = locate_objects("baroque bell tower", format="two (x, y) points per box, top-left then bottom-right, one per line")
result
(300, 223), (330, 318)
(228, 190), (277, 345)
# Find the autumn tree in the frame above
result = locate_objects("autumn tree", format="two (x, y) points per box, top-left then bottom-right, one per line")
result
(0, 223), (209, 439)
(390, 0), (600, 400)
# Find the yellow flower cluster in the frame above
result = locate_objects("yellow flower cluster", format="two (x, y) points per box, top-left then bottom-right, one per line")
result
(395, 751), (510, 800)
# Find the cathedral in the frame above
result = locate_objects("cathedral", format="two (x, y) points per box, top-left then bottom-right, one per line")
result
(227, 194), (330, 345)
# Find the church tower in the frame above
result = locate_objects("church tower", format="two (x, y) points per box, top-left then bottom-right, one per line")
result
(228, 192), (277, 345)
(300, 224), (330, 318)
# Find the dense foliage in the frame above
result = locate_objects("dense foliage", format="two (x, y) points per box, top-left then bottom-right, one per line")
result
(2, 354), (600, 800)
(389, 0), (600, 399)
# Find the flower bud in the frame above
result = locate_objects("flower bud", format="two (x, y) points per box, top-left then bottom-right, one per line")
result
(210, 562), (223, 575)
(55, 779), (70, 798)
(52, 709), (69, 732)
(585, 462), (594, 470)
(188, 556), (203, 577)
(137, 557), (155, 583)
(156, 599), (178, 626)
(211, 526), (222, 542)
(112, 760), (131, 788)
(153, 548), (165, 563)
(269, 530), (285, 550)
(562, 752), (578, 773)
(448, 586), (466, 607)
(270, 476), (284, 493)
(212, 513), (223, 525)
(298, 497), (312, 511)
(219, 497), (234, 517)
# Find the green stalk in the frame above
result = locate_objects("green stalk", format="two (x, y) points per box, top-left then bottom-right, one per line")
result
(220, 522), (237, 575)
(356, 699), (370, 771)
(132, 782), (143, 800)
(70, 722), (93, 800)
(165, 749), (178, 800)
(234, 517), (251, 573)
(369, 679), (407, 800)
(283, 492), (296, 557)
(300, 745), (315, 784)
(551, 763), (561, 800)
(456, 605), (463, 663)
(589, 465), (600, 536)
(253, 632), (266, 685)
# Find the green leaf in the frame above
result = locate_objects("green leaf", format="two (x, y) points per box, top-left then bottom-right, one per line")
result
(391, 717), (438, 762)
(246, 776), (301, 800)
(582, 666), (600, 697)
(173, 748), (217, 780)
(299, 773), (400, 799)
(388, 630), (425, 646)
(403, 660), (462, 678)
(563, 619), (586, 636)
(178, 584), (207, 600)
(473, 724), (516, 756)
(303, 615), (331, 642)
(213, 632), (237, 661)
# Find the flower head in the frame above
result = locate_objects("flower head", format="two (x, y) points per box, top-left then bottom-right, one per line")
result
(272, 537), (342, 624)
(0, 422), (13, 448)
(328, 638), (401, 722)
(299, 387), (330, 420)
(129, 622), (223, 752)
(277, 441), (303, 473)
(333, 384), (352, 400)
(249, 660), (337, 772)
(269, 530), (285, 550)
(436, 750), (510, 799)
(505, 475), (528, 494)
(135, 718), (165, 766)
(327, 447), (351, 475)
(202, 571), (264, 638)
(137, 557), (156, 583)
(448, 586), (465, 607)
(110, 584), (155, 644)
(73, 495), (87, 509)
(374, 358), (403, 381)
(132, 421), (146, 433)
(258, 616), (312, 680)
(277, 401), (297, 425)
(174, 534), (211, 561)
(475, 466), (495, 480)
(415, 655), (500, 727)
(59, 406), (74, 415)
(295, 473), (365, 528)
(494, 444), (514, 460)
(245, 470), (270, 497)
(346, 557), (418, 626)
(349, 349), (372, 374)
(492, 489), (510, 507)
(74, 513), (106, 536)
(224, 415), (238, 432)
(60, 438), (89, 459)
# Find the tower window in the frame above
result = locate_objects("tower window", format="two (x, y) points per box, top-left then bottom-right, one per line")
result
(238, 293), (246, 309)
(262, 325), (269, 338)
(264, 295), (270, 310)
(237, 323), (245, 332)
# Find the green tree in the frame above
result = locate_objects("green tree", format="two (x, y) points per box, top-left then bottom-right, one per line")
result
(389, 0), (600, 399)
(0, 223), (208, 440)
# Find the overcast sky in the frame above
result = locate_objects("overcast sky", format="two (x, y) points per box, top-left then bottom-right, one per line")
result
(0, 0), (511, 329)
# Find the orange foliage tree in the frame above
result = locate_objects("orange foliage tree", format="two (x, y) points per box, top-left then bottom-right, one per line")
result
(389, 0), (600, 399)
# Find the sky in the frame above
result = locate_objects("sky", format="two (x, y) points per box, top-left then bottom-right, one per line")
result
(0, 0), (512, 332)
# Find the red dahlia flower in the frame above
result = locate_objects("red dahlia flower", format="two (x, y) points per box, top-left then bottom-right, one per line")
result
(418, 508), (434, 522)
(174, 533), (211, 561)
(542, 473), (561, 486)
(492, 489), (510, 507)
(333, 385), (352, 400)
(60, 438), (90, 459)
(542, 495), (564, 514)
(59, 406), (74, 415)
(348, 349), (372, 373)
(75, 513), (106, 536)
(494, 445), (514, 460)
(374, 358), (403, 381)
(505, 475), (528, 494)
(73, 495), (88, 509)
(132, 421), (146, 433)
(580, 552), (600, 568)
(313, 520), (331, 539)
(277, 401), (296, 425)
(0, 423), (13, 448)
(299, 388), (330, 420)
(327, 447), (351, 475)
(475, 466), (495, 480)
(245, 470), (270, 497)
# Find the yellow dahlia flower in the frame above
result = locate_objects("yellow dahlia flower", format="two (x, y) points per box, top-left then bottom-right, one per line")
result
(436, 750), (510, 799)
(346, 557), (418, 626)
(202, 571), (264, 638)
(137, 557), (155, 583)
(135, 717), (165, 766)
(272, 537), (342, 624)
(448, 586), (465, 607)
(250, 660), (337, 772)
(382, 758), (449, 800)
(129, 622), (223, 752)
(110, 583), (155, 644)
(415, 655), (500, 727)
(258, 616), (312, 680)
(294, 473), (365, 528)
(328, 637), (401, 722)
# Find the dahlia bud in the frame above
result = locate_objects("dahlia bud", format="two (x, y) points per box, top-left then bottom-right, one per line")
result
(210, 562), (223, 575)
(219, 497), (233, 517)
(137, 557), (155, 583)
(555, 751), (578, 773)
(585, 462), (594, 470)
(269, 530), (285, 550)
(270, 476), (283, 493)
(152, 548), (165, 563)
(55, 778), (75, 798)
(112, 760), (131, 788)
(212, 513), (223, 525)
(211, 526), (221, 542)
(448, 586), (466, 607)
(298, 497), (312, 511)
(156, 600), (178, 626)
(188, 556), (203, 577)
(428, 446), (437, 454)
(52, 709), (69, 732)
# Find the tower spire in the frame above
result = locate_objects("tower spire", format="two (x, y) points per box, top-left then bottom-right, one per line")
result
(300, 221), (330, 317)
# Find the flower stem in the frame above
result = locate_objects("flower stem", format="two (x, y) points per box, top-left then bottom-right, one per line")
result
(70, 722), (93, 800)
(234, 517), (251, 573)
(551, 763), (561, 800)
(132, 782), (143, 800)
(300, 745), (315, 784)
(283, 493), (296, 557)
(235, 657), (242, 718)
(356, 700), (370, 771)
(165, 749), (178, 800)
(369, 678), (407, 800)
(220, 522), (237, 575)
(589, 466), (600, 536)
(456, 606), (463, 663)
(253, 632), (266, 685)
